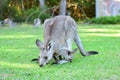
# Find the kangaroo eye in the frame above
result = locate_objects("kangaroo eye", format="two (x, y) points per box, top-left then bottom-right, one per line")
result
(42, 48), (45, 50)
(44, 56), (48, 60)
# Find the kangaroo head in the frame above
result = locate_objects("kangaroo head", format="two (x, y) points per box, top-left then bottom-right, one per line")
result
(36, 39), (53, 67)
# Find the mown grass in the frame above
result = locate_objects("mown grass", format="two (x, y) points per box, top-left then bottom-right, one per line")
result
(0, 24), (120, 80)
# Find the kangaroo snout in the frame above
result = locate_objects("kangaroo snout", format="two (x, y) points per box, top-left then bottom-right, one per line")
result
(39, 64), (43, 67)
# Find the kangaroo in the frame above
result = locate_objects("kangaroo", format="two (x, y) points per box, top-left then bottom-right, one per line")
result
(36, 15), (98, 67)
(31, 48), (78, 64)
(4, 18), (16, 27)
(33, 18), (41, 27)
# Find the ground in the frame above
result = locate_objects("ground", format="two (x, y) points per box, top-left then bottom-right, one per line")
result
(0, 24), (120, 80)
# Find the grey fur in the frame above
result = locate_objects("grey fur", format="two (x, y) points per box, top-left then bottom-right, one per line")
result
(36, 15), (98, 67)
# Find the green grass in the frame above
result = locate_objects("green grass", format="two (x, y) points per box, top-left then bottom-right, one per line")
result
(0, 24), (120, 80)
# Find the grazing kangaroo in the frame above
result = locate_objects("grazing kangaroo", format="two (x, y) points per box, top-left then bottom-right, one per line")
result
(31, 48), (78, 64)
(33, 18), (41, 27)
(4, 18), (16, 27)
(36, 15), (98, 67)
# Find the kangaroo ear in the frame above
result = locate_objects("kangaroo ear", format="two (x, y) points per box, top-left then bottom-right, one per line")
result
(46, 41), (53, 50)
(36, 39), (44, 49)
(71, 48), (78, 54)
(59, 47), (78, 55)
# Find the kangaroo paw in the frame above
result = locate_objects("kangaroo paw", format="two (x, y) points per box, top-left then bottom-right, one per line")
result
(52, 59), (72, 65)
(51, 61), (58, 65)
(31, 58), (38, 62)
(57, 60), (70, 64)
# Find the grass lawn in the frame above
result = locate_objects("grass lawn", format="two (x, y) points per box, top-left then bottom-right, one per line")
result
(0, 24), (120, 80)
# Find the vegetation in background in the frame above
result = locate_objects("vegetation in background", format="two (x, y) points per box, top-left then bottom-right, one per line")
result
(90, 16), (120, 24)
(0, 0), (95, 22)
(25, 7), (50, 23)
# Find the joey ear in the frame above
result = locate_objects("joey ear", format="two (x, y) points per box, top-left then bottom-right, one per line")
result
(36, 39), (44, 49)
(71, 48), (78, 54)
